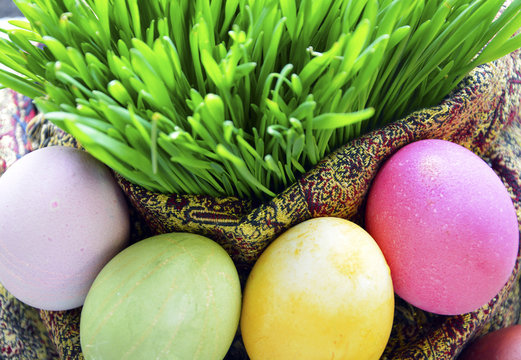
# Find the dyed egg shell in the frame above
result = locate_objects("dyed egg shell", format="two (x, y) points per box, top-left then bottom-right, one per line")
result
(459, 325), (521, 360)
(365, 139), (519, 315)
(241, 217), (394, 360)
(80, 233), (242, 360)
(0, 146), (129, 310)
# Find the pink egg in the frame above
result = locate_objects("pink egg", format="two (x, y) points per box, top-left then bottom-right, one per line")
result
(459, 325), (521, 360)
(365, 139), (519, 315)
(0, 146), (130, 310)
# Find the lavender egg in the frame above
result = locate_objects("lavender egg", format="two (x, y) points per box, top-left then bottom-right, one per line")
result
(0, 146), (130, 310)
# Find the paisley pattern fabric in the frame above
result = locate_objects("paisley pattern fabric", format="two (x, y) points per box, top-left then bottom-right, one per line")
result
(0, 51), (520, 360)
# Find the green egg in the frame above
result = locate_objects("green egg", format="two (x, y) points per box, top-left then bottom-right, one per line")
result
(80, 233), (242, 360)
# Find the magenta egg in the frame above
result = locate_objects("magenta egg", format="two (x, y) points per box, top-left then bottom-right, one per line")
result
(365, 139), (519, 315)
(459, 325), (521, 360)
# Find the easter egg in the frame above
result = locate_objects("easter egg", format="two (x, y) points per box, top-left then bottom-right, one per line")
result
(0, 146), (129, 310)
(80, 232), (242, 360)
(240, 217), (394, 360)
(459, 325), (521, 360)
(365, 139), (519, 315)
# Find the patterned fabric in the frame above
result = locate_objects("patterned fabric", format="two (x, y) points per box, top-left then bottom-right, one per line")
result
(39, 309), (83, 360)
(1, 52), (521, 360)
(0, 89), (35, 175)
(0, 285), (59, 359)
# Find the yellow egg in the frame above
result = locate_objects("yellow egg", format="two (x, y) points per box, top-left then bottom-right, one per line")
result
(240, 217), (394, 360)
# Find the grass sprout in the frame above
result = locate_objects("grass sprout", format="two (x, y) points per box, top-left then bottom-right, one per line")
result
(1, 0), (521, 199)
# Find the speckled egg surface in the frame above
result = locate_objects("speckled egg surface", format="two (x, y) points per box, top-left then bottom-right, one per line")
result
(0, 146), (130, 310)
(365, 139), (519, 315)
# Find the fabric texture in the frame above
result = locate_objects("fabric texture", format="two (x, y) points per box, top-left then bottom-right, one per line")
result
(0, 48), (520, 359)
(0, 90), (35, 175)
